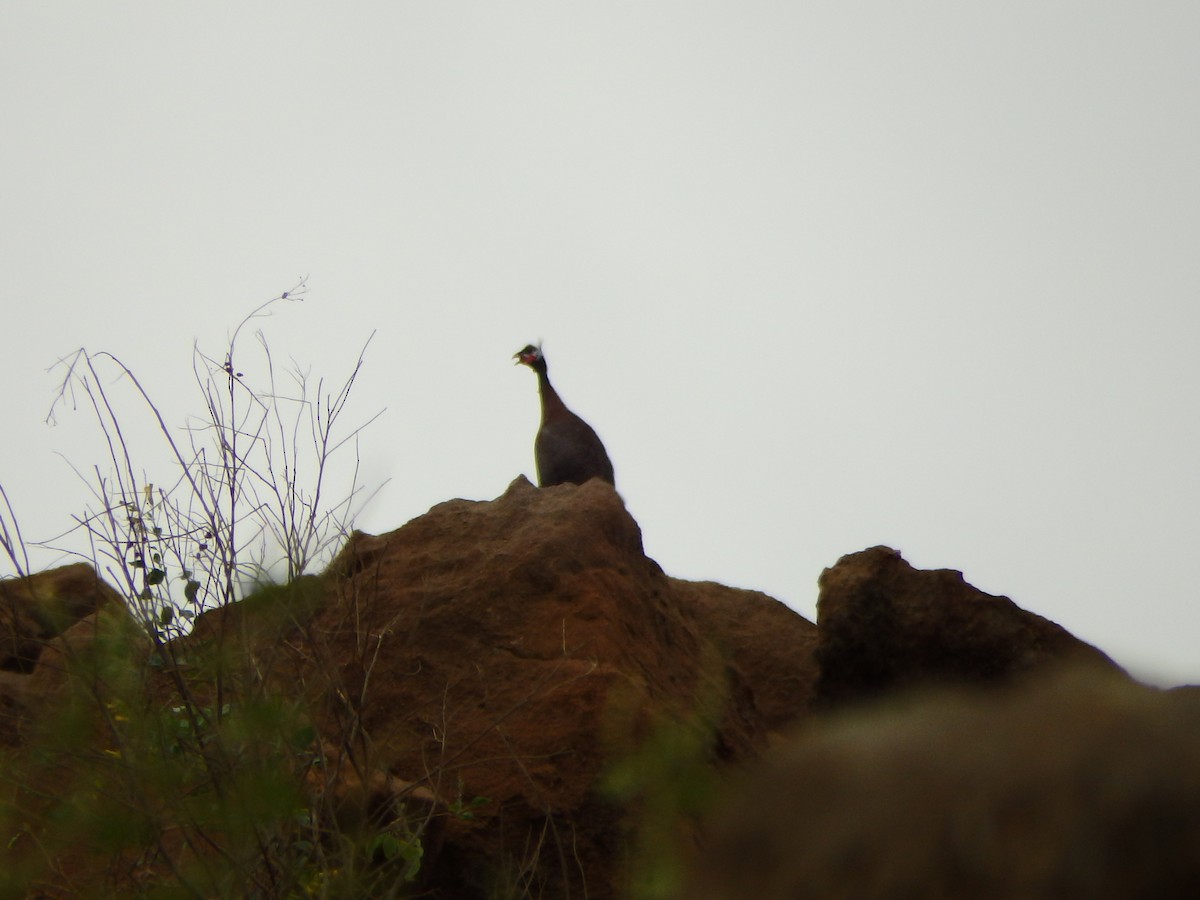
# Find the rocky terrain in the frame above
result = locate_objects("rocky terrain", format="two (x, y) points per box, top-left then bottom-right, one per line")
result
(2, 476), (1197, 898)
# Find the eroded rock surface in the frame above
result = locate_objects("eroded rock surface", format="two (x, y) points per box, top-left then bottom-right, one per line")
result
(3, 493), (1166, 899)
(814, 545), (1122, 706)
(200, 476), (819, 898)
(0, 563), (132, 746)
(0, 563), (124, 674)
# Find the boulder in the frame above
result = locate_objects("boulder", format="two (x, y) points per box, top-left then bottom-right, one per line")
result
(0, 563), (125, 673)
(814, 546), (1122, 706)
(676, 580), (818, 734)
(25, 608), (145, 699)
(189, 476), (820, 899)
(0, 564), (133, 746)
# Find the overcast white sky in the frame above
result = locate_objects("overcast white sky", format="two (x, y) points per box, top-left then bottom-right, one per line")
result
(2, 3), (1198, 685)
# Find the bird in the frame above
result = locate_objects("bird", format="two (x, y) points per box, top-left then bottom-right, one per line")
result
(513, 343), (615, 488)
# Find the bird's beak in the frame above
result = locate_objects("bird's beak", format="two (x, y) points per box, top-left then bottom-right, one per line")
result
(513, 352), (523, 365)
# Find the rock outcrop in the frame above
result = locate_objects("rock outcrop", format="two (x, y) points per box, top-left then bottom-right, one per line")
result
(0, 563), (133, 746)
(814, 545), (1122, 706)
(185, 475), (818, 898)
(675, 579), (819, 733)
(0, 481), (1175, 899)
(0, 562), (125, 674)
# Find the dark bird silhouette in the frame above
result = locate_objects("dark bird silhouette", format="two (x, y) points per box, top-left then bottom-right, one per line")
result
(514, 343), (615, 488)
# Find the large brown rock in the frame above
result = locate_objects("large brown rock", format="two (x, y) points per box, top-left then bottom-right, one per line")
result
(192, 476), (819, 899)
(0, 564), (133, 746)
(24, 607), (146, 699)
(687, 669), (1200, 900)
(676, 580), (818, 734)
(814, 546), (1122, 706)
(0, 563), (124, 673)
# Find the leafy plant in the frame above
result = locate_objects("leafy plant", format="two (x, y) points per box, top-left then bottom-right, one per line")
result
(43, 279), (382, 640)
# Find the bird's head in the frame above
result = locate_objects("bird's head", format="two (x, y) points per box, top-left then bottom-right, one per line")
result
(513, 343), (544, 370)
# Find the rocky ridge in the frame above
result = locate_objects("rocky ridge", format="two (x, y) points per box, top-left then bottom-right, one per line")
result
(1, 476), (1184, 899)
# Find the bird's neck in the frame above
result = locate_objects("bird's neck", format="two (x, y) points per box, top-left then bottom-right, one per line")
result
(537, 369), (569, 422)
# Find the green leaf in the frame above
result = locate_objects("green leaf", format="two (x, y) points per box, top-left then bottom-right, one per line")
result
(146, 568), (166, 585)
(369, 833), (402, 860)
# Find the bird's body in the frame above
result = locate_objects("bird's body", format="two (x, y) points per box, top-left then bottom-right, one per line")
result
(514, 344), (615, 488)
